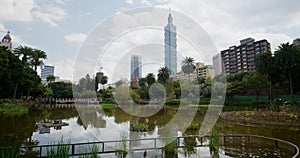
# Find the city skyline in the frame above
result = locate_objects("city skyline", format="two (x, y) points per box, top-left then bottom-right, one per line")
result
(0, 1), (299, 82)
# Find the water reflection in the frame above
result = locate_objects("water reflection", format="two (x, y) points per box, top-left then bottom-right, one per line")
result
(0, 106), (299, 157)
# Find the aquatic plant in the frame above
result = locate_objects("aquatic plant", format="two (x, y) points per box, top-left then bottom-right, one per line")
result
(46, 136), (71, 158)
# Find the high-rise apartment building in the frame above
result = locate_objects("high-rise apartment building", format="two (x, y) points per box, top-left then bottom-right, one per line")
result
(164, 10), (177, 76)
(221, 37), (271, 74)
(212, 53), (224, 75)
(130, 55), (142, 87)
(130, 55), (142, 79)
(41, 65), (55, 84)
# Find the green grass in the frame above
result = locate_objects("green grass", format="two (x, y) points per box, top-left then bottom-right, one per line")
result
(231, 95), (300, 102)
(46, 137), (71, 158)
(78, 144), (99, 158)
(100, 103), (116, 109)
(0, 105), (28, 116)
(0, 144), (20, 158)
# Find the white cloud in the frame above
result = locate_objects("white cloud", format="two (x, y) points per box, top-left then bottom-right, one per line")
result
(156, 0), (299, 52)
(32, 4), (66, 27)
(126, 0), (134, 4)
(51, 59), (74, 81)
(0, 23), (5, 31)
(0, 0), (34, 22)
(0, 0), (67, 27)
(64, 33), (87, 43)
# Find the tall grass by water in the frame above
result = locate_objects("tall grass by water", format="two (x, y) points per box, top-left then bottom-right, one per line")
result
(46, 137), (71, 158)
(0, 143), (20, 158)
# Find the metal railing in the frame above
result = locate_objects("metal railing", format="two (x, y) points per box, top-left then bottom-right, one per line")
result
(0, 134), (298, 158)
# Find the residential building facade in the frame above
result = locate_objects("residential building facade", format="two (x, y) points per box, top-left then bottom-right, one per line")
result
(195, 62), (214, 79)
(164, 11), (177, 76)
(221, 37), (271, 74)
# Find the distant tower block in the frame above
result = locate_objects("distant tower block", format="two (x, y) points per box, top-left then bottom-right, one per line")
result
(164, 9), (177, 75)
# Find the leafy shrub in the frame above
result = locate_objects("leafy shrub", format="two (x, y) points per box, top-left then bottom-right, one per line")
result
(187, 122), (199, 131)
(130, 123), (149, 132)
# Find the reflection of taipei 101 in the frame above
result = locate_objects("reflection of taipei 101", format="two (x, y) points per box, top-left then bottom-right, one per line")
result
(164, 8), (177, 76)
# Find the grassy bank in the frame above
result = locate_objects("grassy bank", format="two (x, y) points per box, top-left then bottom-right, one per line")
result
(0, 105), (29, 116)
(100, 103), (116, 109)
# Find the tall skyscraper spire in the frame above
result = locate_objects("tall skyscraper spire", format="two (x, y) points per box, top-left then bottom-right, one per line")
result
(164, 9), (177, 76)
(168, 7), (173, 24)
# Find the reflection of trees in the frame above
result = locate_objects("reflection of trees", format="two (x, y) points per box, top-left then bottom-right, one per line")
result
(76, 109), (106, 129)
(0, 108), (50, 148)
(48, 108), (78, 120)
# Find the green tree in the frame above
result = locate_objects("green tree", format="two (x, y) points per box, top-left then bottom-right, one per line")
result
(157, 67), (169, 84)
(50, 82), (73, 98)
(29, 49), (47, 72)
(275, 42), (300, 102)
(46, 75), (56, 84)
(145, 73), (156, 86)
(225, 72), (248, 100)
(138, 77), (147, 87)
(181, 56), (196, 77)
(0, 46), (44, 100)
(255, 51), (274, 103)
(100, 76), (108, 89)
(242, 72), (268, 102)
(14, 45), (33, 65)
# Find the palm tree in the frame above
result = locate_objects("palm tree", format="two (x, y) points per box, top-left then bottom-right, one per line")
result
(30, 49), (47, 72)
(275, 42), (300, 102)
(46, 75), (56, 84)
(182, 57), (196, 82)
(157, 67), (169, 84)
(181, 56), (196, 77)
(145, 73), (156, 86)
(255, 51), (274, 104)
(14, 45), (34, 65)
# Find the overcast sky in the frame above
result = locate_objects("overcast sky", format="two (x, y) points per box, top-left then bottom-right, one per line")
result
(1, 0), (299, 83)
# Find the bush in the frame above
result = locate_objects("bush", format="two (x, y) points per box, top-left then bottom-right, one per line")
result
(130, 123), (149, 132)
(187, 122), (199, 131)
(224, 101), (253, 107)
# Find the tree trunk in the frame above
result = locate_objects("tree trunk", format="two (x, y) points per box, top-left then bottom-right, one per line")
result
(269, 75), (272, 104)
(288, 70), (294, 103)
(13, 80), (19, 103)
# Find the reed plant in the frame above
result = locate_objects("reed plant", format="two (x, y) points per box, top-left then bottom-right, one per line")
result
(46, 137), (70, 158)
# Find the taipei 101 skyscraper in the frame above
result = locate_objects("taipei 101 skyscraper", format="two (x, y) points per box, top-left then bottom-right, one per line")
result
(164, 8), (177, 76)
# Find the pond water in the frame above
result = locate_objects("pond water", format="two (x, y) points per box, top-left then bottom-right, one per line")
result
(0, 106), (299, 157)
